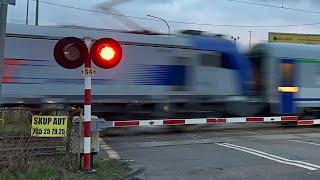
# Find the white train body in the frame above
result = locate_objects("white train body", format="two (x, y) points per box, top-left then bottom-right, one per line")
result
(4, 24), (320, 119)
(2, 24), (253, 118)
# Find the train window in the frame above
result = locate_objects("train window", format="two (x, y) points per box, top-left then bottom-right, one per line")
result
(249, 51), (265, 91)
(221, 54), (235, 69)
(281, 63), (294, 86)
(174, 56), (190, 65)
(200, 52), (222, 67)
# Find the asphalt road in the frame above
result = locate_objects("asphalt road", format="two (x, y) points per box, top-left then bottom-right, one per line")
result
(101, 124), (320, 180)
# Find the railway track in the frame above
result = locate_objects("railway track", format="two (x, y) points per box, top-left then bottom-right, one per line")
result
(0, 135), (68, 167)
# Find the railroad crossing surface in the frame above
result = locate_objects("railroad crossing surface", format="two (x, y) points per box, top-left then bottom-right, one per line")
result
(101, 124), (320, 180)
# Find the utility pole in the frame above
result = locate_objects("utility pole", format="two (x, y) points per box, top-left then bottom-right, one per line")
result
(0, 3), (8, 104)
(35, 0), (39, 26)
(248, 31), (252, 53)
(0, 0), (15, 105)
(231, 36), (239, 45)
(26, 0), (29, 25)
(147, 14), (170, 36)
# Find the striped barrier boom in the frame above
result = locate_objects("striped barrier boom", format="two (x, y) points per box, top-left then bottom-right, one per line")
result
(297, 119), (320, 126)
(111, 116), (299, 128)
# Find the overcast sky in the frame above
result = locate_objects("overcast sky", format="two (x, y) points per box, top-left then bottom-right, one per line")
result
(6, 0), (320, 50)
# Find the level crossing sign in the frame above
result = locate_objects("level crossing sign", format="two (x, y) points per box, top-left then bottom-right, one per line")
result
(82, 68), (96, 77)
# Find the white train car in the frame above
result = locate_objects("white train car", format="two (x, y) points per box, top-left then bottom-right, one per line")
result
(250, 42), (320, 117)
(2, 24), (254, 119)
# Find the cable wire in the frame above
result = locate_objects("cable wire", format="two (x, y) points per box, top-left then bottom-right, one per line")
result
(225, 0), (320, 14)
(36, 0), (320, 28)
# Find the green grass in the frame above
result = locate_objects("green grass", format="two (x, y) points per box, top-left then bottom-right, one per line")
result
(0, 159), (130, 180)
(68, 159), (130, 180)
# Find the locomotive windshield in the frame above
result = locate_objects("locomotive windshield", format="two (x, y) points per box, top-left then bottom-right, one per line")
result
(200, 52), (234, 69)
(200, 52), (222, 67)
(249, 50), (265, 92)
(281, 62), (295, 86)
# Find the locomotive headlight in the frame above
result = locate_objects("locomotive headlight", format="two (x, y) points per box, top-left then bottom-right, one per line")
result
(277, 86), (299, 93)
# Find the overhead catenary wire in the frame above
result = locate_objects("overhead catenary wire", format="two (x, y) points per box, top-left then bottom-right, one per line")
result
(34, 0), (320, 28)
(33, 0), (155, 21)
(225, 0), (320, 14)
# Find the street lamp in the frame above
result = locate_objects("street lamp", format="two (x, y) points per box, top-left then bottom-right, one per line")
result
(231, 36), (240, 45)
(147, 14), (170, 36)
(26, 0), (29, 25)
(248, 31), (252, 53)
(35, 0), (39, 26)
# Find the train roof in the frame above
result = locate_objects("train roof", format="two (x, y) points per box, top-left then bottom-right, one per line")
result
(252, 42), (320, 59)
(6, 23), (189, 47)
(6, 24), (236, 51)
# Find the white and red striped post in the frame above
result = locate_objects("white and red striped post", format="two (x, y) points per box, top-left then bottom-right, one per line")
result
(83, 38), (92, 171)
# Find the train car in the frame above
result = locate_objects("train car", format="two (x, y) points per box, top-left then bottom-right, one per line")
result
(250, 42), (320, 118)
(2, 24), (256, 119)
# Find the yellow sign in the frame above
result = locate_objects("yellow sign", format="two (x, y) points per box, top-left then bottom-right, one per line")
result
(31, 116), (68, 137)
(269, 32), (320, 44)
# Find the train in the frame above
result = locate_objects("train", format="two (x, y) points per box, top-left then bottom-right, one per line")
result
(251, 42), (320, 118)
(2, 24), (319, 119)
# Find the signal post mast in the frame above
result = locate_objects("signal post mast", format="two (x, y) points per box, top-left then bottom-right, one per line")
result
(53, 36), (122, 172)
(83, 38), (93, 171)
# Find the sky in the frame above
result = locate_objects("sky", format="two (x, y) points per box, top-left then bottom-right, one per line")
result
(6, 0), (320, 51)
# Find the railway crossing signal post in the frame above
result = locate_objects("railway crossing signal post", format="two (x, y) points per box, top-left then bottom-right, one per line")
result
(53, 36), (122, 172)
(83, 38), (93, 172)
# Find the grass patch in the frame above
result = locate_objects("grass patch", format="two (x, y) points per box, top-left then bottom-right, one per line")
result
(68, 159), (130, 180)
(0, 158), (130, 180)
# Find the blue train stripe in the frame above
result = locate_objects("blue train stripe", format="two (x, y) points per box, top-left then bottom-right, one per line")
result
(127, 64), (187, 86)
(281, 93), (295, 114)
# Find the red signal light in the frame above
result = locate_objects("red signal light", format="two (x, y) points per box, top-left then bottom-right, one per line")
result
(53, 37), (88, 69)
(91, 38), (122, 69)
(99, 45), (116, 61)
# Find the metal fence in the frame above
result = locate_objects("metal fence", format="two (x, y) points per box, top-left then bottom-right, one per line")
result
(0, 107), (83, 175)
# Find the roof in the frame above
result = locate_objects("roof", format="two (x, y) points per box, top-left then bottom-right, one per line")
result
(252, 43), (320, 59)
(6, 23), (189, 47)
(6, 24), (231, 49)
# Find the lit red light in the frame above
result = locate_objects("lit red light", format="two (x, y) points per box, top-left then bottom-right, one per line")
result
(99, 45), (116, 61)
(90, 38), (122, 69)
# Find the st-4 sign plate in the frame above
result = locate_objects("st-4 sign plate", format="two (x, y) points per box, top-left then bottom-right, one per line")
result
(0, 0), (16, 5)
(82, 68), (96, 77)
